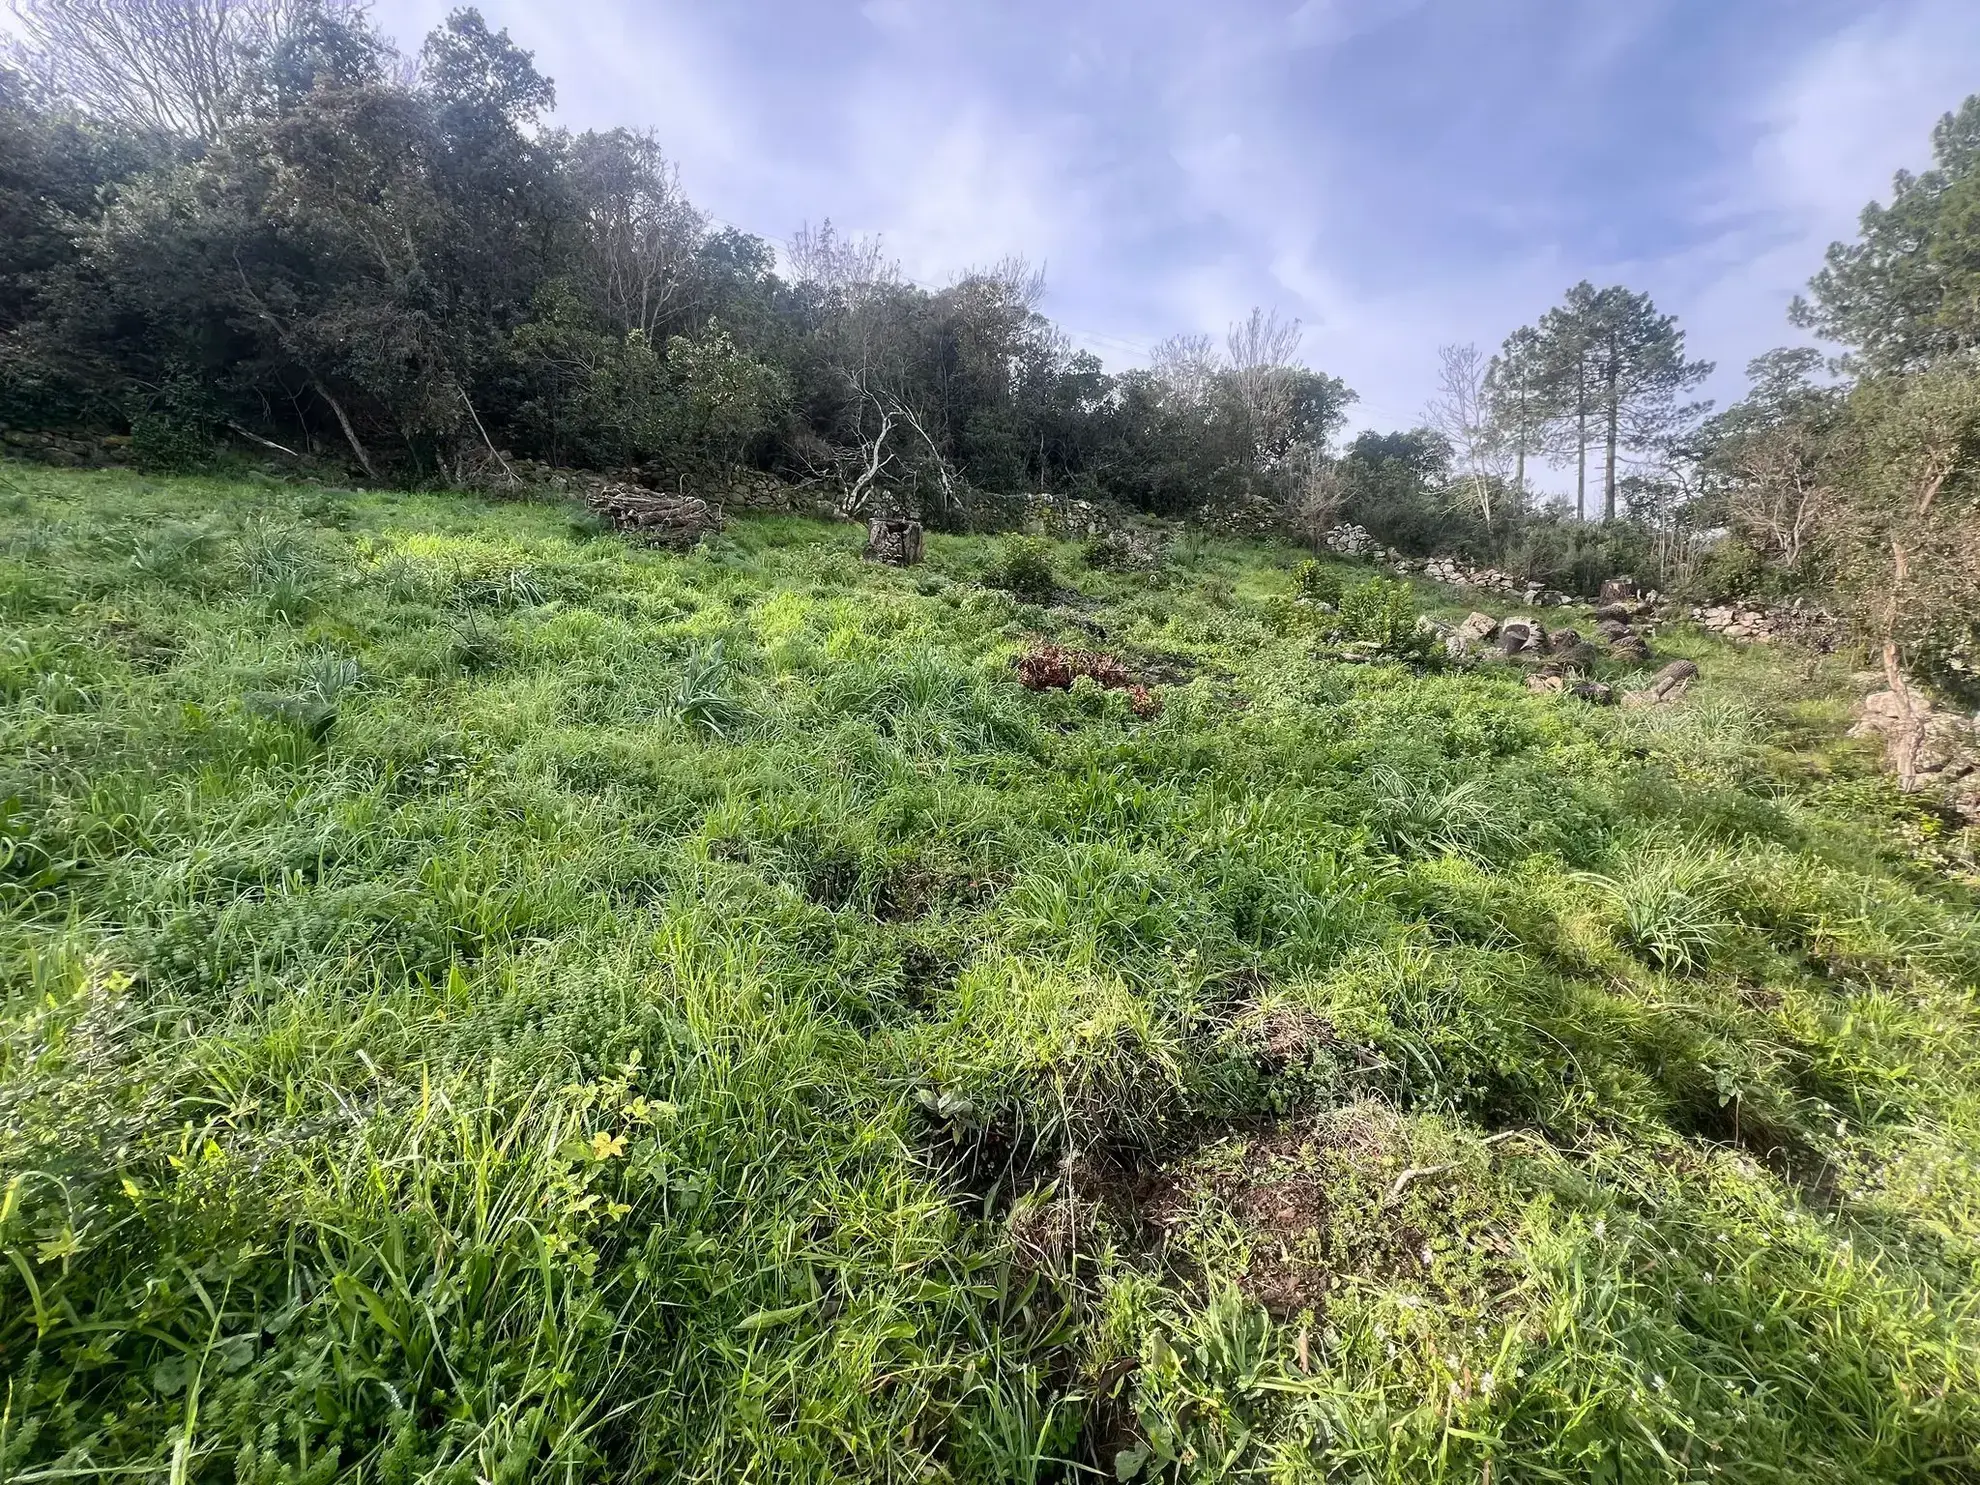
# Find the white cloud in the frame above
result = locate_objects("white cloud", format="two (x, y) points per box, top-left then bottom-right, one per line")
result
(1665, 0), (1980, 402)
(232, 0), (1980, 448)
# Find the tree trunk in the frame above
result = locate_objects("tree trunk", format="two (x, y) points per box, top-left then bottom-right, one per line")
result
(1603, 367), (1619, 523)
(1575, 400), (1587, 522)
(312, 379), (377, 481)
(1883, 540), (1924, 790)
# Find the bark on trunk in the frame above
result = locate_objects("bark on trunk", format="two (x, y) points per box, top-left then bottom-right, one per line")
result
(1603, 368), (1619, 523)
(1575, 404), (1587, 522)
(1882, 539), (1923, 790)
(313, 380), (377, 481)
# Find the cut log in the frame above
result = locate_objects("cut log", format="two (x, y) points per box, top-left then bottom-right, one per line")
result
(1623, 658), (1699, 708)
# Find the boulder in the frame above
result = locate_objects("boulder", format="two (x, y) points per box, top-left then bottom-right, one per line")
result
(1455, 611), (1499, 645)
(1599, 577), (1642, 604)
(1555, 642), (1602, 675)
(1528, 673), (1615, 704)
(1548, 627), (1583, 655)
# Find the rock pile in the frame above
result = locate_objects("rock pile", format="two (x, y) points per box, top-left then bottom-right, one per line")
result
(1851, 690), (1980, 823)
(1319, 525), (1578, 606)
(1589, 596), (1657, 661)
(1689, 598), (1842, 650)
(2, 428), (131, 467)
(1441, 610), (1644, 703)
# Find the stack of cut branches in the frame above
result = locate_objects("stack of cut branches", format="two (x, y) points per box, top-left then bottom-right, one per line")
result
(587, 484), (724, 549)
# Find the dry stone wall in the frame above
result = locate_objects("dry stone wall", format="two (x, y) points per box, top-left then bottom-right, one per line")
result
(1320, 524), (1584, 608)
(1688, 599), (1843, 650)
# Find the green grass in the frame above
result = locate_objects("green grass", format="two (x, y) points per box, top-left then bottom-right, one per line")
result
(1, 463), (1977, 1483)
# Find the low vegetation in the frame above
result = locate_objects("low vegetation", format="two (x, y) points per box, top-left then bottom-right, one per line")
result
(3, 465), (1977, 1482)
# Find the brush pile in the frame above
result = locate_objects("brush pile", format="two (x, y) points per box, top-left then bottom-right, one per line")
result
(1017, 641), (1162, 717)
(587, 484), (725, 548)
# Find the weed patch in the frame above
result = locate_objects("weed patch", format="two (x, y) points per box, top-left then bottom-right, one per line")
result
(0, 468), (1975, 1483)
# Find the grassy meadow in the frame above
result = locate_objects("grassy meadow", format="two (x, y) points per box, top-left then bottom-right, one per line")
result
(2, 464), (1978, 1483)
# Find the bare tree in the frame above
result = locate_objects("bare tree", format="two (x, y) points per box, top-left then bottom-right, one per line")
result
(1150, 331), (1217, 410)
(1225, 307), (1303, 469)
(787, 218), (900, 306)
(963, 254), (1046, 312)
(8, 0), (357, 139)
(570, 130), (709, 341)
(1426, 343), (1502, 532)
(1723, 433), (1832, 574)
(1285, 447), (1345, 551)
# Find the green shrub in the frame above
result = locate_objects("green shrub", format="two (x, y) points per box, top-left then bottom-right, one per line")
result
(1584, 841), (1736, 973)
(126, 373), (216, 472)
(1337, 575), (1434, 658)
(1082, 529), (1164, 574)
(1291, 559), (1342, 607)
(983, 536), (1056, 602)
(667, 639), (749, 736)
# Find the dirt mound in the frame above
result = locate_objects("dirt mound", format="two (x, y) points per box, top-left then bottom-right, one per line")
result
(1135, 1104), (1519, 1319)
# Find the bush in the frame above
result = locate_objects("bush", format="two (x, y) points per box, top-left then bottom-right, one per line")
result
(1688, 534), (1770, 602)
(1337, 576), (1433, 658)
(127, 373), (216, 472)
(1291, 559), (1342, 607)
(1497, 516), (1657, 594)
(983, 536), (1056, 602)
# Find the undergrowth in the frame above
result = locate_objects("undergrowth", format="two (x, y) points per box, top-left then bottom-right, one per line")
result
(1, 464), (1976, 1483)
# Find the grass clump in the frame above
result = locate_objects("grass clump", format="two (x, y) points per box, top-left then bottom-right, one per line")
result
(0, 463), (1977, 1483)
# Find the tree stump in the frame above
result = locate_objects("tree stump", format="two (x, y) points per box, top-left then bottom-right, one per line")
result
(1598, 576), (1642, 604)
(865, 517), (925, 566)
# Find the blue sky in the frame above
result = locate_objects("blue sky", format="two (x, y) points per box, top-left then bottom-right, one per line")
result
(379, 0), (1978, 456)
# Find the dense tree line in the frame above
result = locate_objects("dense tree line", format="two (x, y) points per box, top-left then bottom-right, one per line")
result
(0, 0), (1351, 515)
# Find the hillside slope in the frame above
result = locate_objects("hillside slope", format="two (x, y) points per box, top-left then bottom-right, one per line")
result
(2, 467), (1977, 1483)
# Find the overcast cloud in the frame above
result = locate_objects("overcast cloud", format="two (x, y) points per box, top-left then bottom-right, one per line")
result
(366, 0), (1980, 465)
